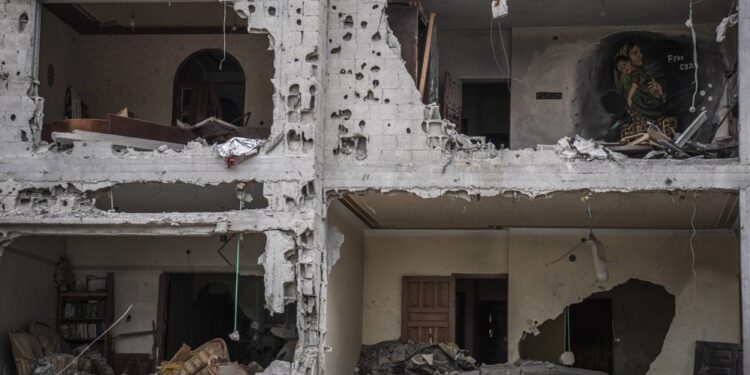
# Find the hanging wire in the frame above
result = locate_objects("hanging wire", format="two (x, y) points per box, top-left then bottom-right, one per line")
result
(55, 305), (133, 375)
(689, 199), (698, 306)
(231, 191), (245, 340)
(687, 0), (699, 111)
(220, 0), (228, 70)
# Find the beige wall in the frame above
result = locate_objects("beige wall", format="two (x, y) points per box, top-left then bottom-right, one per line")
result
(507, 229), (740, 375)
(324, 203), (366, 375)
(0, 236), (67, 368)
(361, 229), (739, 375)
(362, 230), (509, 344)
(75, 33), (274, 128)
(38, 8), (81, 123)
(65, 234), (266, 354)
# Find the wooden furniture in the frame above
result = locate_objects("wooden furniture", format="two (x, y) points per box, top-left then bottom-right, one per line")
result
(57, 273), (115, 362)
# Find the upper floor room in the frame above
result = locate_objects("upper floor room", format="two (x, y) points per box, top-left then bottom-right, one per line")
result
(323, 0), (741, 168)
(0, 0), (742, 178)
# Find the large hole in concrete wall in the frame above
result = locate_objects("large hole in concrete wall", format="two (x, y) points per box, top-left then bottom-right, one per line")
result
(92, 182), (268, 213)
(519, 279), (675, 375)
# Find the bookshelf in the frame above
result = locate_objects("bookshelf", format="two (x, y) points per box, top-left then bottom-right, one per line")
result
(56, 273), (114, 361)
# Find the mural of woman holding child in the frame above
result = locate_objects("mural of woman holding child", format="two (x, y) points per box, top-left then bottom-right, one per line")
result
(612, 42), (667, 120)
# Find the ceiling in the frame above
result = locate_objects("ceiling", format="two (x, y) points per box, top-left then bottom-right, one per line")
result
(45, 2), (248, 34)
(343, 190), (739, 230)
(421, 0), (736, 31)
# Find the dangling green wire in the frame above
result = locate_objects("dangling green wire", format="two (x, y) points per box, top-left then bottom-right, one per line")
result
(230, 191), (244, 341)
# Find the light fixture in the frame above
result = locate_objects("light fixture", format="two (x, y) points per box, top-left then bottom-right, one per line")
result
(129, 4), (136, 31)
(600, 0), (606, 17)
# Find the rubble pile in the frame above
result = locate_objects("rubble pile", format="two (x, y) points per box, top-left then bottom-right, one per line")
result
(156, 339), (265, 375)
(9, 328), (115, 375)
(356, 341), (477, 375)
(356, 341), (608, 375)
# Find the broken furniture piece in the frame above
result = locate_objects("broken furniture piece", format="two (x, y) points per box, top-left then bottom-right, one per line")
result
(42, 114), (197, 151)
(156, 338), (264, 375)
(176, 117), (239, 144)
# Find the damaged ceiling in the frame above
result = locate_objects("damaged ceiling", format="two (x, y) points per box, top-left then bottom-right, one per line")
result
(421, 0), (735, 31)
(44, 2), (249, 33)
(344, 191), (738, 229)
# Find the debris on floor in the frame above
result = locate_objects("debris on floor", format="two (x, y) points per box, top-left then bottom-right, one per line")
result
(156, 339), (268, 375)
(9, 326), (115, 375)
(356, 340), (477, 375)
(356, 341), (609, 375)
(176, 117), (239, 144)
(215, 137), (266, 167)
(461, 360), (608, 374)
(555, 136), (625, 161)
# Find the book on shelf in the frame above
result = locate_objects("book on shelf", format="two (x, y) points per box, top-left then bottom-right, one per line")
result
(61, 300), (107, 320)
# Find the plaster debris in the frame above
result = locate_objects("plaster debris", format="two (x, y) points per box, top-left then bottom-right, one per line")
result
(216, 137), (266, 167)
(491, 0), (509, 19)
(555, 136), (625, 161)
(259, 231), (297, 314)
(716, 13), (738, 43)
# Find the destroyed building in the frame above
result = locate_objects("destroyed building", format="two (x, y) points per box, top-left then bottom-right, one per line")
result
(0, 0), (748, 374)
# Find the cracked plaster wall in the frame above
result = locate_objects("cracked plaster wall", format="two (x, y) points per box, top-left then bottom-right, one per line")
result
(508, 229), (740, 375)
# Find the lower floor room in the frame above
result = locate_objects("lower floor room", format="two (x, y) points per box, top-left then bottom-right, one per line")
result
(0, 190), (743, 375)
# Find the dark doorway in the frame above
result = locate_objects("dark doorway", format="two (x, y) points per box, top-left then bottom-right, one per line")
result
(461, 82), (511, 148)
(454, 276), (508, 365)
(172, 50), (246, 126)
(520, 279), (675, 375)
(570, 299), (614, 373)
(161, 273), (296, 367)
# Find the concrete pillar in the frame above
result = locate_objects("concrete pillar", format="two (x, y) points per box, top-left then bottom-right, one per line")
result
(741, 189), (750, 373)
(740, 0), (750, 163)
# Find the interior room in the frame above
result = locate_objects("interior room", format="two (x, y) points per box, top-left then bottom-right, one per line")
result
(0, 233), (298, 375)
(325, 190), (742, 374)
(387, 0), (739, 157)
(37, 2), (275, 150)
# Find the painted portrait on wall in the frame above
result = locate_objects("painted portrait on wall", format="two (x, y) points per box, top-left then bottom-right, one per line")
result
(575, 31), (728, 142)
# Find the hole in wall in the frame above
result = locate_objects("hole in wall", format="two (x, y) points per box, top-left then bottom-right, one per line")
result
(19, 13), (29, 32)
(519, 279), (675, 375)
(92, 182), (268, 213)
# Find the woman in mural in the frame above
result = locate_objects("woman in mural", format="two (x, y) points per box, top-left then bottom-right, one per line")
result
(613, 43), (667, 119)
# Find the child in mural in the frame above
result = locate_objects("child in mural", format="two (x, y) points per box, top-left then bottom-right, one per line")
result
(612, 42), (676, 138)
(613, 43), (667, 119)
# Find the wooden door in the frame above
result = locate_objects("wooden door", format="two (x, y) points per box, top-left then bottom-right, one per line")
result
(402, 276), (453, 343)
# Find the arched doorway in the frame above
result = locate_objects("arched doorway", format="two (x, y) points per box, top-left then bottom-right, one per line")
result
(172, 49), (246, 126)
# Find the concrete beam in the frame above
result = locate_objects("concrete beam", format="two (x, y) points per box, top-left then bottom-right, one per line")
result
(742, 188), (750, 374)
(0, 210), (311, 236)
(741, 0), (750, 164)
(324, 158), (747, 195)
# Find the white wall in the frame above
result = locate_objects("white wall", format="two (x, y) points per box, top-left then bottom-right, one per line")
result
(64, 234), (266, 354)
(38, 8), (81, 123)
(77, 34), (274, 129)
(0, 236), (67, 369)
(324, 203), (366, 375)
(362, 230), (509, 344)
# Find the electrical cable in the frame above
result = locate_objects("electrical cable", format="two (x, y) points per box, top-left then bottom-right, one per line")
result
(220, 0), (227, 70)
(687, 0), (699, 111)
(55, 304), (134, 375)
(230, 190), (245, 341)
(689, 199), (698, 306)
